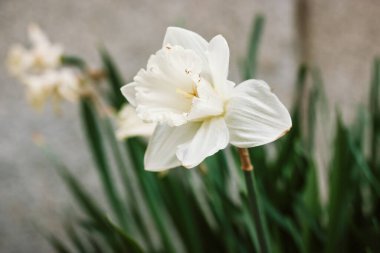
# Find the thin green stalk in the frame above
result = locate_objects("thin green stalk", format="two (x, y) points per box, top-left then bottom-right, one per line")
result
(239, 148), (271, 253)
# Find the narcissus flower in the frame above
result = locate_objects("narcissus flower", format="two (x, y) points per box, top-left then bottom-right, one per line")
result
(22, 69), (81, 109)
(121, 27), (291, 171)
(7, 24), (63, 77)
(115, 104), (156, 140)
(7, 24), (84, 110)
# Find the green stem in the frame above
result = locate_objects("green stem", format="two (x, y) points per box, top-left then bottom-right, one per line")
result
(239, 148), (270, 253)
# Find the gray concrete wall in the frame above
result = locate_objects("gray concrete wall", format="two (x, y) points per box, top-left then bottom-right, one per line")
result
(306, 0), (380, 120)
(0, 0), (378, 252)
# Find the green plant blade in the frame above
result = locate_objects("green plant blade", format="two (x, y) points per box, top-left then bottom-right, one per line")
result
(80, 98), (127, 230)
(243, 14), (265, 79)
(99, 48), (126, 109)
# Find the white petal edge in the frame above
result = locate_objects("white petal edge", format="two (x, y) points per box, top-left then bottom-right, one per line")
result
(144, 122), (201, 171)
(176, 117), (229, 168)
(163, 27), (208, 59)
(225, 79), (292, 148)
(121, 82), (137, 106)
(207, 35), (230, 96)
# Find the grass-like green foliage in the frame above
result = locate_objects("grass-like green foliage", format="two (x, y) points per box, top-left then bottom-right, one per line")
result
(49, 15), (380, 252)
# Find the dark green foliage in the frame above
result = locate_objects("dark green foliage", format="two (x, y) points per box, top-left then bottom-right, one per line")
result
(242, 14), (265, 79)
(370, 58), (380, 173)
(80, 98), (127, 229)
(47, 15), (380, 253)
(61, 55), (87, 70)
(99, 47), (126, 110)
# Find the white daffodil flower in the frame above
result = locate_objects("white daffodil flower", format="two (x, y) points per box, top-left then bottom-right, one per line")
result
(7, 24), (84, 110)
(121, 27), (292, 171)
(7, 23), (63, 77)
(115, 104), (156, 140)
(7, 44), (29, 76)
(22, 69), (81, 109)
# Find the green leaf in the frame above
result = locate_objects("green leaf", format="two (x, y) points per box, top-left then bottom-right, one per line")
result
(205, 151), (243, 252)
(99, 48), (126, 109)
(102, 119), (158, 251)
(80, 98), (127, 229)
(273, 65), (308, 171)
(262, 197), (305, 252)
(326, 116), (357, 253)
(370, 58), (380, 171)
(243, 14), (265, 79)
(106, 220), (145, 253)
(48, 236), (72, 253)
(294, 64), (308, 111)
(60, 167), (143, 253)
(125, 138), (184, 253)
(86, 235), (104, 253)
(307, 68), (321, 151)
(65, 223), (88, 253)
(61, 55), (87, 70)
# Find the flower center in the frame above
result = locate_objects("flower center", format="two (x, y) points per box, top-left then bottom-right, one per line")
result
(132, 45), (226, 126)
(176, 81), (198, 99)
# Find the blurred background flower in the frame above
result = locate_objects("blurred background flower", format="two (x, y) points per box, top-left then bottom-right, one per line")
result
(0, 0), (380, 252)
(115, 104), (156, 140)
(7, 24), (84, 110)
(7, 24), (63, 76)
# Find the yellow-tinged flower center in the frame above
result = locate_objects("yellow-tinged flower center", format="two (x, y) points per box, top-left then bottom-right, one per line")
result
(175, 82), (198, 99)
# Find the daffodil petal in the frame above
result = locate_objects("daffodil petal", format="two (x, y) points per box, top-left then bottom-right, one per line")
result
(176, 117), (229, 168)
(144, 122), (201, 171)
(207, 35), (230, 95)
(226, 80), (292, 148)
(121, 82), (137, 106)
(116, 104), (156, 140)
(163, 27), (208, 59)
(116, 123), (155, 140)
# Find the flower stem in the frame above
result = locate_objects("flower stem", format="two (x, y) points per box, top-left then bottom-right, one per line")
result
(238, 148), (270, 253)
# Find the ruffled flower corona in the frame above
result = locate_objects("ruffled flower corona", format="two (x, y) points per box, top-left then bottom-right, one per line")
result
(121, 27), (292, 171)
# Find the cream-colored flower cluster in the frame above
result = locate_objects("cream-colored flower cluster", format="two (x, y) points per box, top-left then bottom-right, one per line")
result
(7, 24), (82, 110)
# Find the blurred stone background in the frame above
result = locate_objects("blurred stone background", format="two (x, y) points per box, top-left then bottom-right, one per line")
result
(0, 0), (379, 252)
